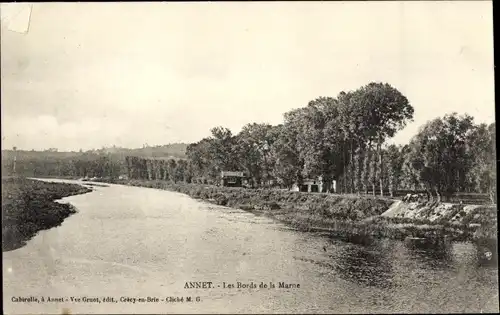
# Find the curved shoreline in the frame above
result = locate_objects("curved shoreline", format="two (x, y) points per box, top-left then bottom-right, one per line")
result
(101, 179), (497, 246)
(1, 177), (92, 252)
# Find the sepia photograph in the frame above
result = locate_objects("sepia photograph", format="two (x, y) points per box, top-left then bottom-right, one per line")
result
(1, 1), (497, 314)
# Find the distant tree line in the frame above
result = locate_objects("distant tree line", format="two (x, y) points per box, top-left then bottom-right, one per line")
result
(1, 144), (188, 179)
(3, 81), (495, 203)
(2, 152), (125, 179)
(124, 156), (192, 183)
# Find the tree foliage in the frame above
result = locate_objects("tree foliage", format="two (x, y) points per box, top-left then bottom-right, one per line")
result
(403, 113), (492, 201)
(5, 81), (494, 205)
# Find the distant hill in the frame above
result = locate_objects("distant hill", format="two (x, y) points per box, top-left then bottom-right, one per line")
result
(1, 143), (189, 160)
(121, 143), (188, 158)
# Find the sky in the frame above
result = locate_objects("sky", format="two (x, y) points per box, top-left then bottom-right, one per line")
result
(0, 2), (495, 152)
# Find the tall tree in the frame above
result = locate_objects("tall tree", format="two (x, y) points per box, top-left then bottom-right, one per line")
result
(167, 159), (177, 183)
(348, 82), (414, 196)
(297, 97), (344, 192)
(369, 151), (377, 195)
(384, 144), (404, 197)
(270, 123), (303, 189)
(186, 138), (216, 182)
(353, 147), (363, 194)
(234, 123), (276, 187)
(362, 148), (370, 194)
(209, 127), (239, 176)
(175, 159), (187, 182)
(466, 122), (496, 202)
(406, 113), (475, 202)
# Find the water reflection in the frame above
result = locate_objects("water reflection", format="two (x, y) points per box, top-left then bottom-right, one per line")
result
(334, 233), (377, 247)
(400, 237), (498, 270)
(403, 238), (454, 269)
(331, 239), (395, 289)
(6, 179), (498, 314)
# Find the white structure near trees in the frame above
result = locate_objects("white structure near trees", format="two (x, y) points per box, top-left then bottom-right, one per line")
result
(291, 176), (337, 193)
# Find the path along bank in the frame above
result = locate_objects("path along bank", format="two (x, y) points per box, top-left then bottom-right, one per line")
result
(101, 179), (497, 247)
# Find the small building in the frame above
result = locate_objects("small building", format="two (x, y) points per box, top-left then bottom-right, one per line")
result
(291, 176), (337, 193)
(220, 171), (246, 187)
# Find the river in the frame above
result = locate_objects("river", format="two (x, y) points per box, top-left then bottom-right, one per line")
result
(2, 179), (498, 314)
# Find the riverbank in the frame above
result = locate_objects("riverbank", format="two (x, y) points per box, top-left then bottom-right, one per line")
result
(2, 177), (92, 252)
(105, 179), (497, 244)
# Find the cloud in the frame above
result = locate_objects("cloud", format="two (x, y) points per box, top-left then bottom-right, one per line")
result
(3, 115), (117, 150)
(0, 2), (495, 151)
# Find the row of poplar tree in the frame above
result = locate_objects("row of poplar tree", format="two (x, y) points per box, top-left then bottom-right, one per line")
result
(124, 82), (496, 203)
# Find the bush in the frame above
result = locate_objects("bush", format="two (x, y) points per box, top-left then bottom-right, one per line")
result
(214, 194), (228, 206)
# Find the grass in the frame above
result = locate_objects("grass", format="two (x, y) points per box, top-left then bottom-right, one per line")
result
(108, 179), (497, 244)
(118, 179), (393, 217)
(2, 177), (92, 252)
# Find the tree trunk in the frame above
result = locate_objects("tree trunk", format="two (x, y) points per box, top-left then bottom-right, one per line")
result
(155, 161), (161, 180)
(126, 157), (131, 179)
(378, 141), (384, 197)
(141, 160), (145, 180)
(371, 154), (376, 196)
(146, 160), (152, 181)
(435, 187), (441, 203)
(342, 144), (347, 194)
(426, 188), (433, 203)
(130, 159), (134, 179)
(350, 140), (354, 194)
(151, 161), (157, 180)
(363, 147), (369, 195)
(353, 146), (360, 195)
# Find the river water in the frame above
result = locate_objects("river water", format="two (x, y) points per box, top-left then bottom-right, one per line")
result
(2, 179), (498, 314)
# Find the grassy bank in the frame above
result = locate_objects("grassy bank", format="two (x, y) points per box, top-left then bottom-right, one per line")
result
(107, 179), (497, 244)
(113, 179), (393, 217)
(2, 177), (92, 252)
